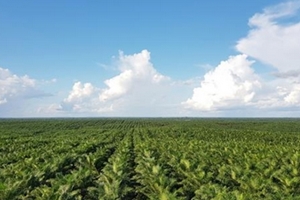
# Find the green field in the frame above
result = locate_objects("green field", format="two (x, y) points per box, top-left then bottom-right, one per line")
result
(1, 118), (300, 199)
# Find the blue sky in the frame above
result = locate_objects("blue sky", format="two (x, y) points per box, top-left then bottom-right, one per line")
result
(0, 0), (300, 117)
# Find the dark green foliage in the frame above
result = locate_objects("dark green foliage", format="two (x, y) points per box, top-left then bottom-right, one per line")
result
(1, 118), (300, 199)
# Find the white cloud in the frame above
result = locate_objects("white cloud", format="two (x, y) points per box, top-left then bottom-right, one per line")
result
(236, 0), (300, 74)
(233, 0), (300, 112)
(182, 0), (297, 112)
(176, 1), (300, 114)
(0, 67), (54, 117)
(23, 1), (300, 117)
(182, 55), (261, 111)
(99, 50), (169, 102)
(284, 88), (300, 104)
(64, 82), (95, 103)
(61, 50), (173, 115)
(274, 81), (300, 105)
(0, 67), (37, 104)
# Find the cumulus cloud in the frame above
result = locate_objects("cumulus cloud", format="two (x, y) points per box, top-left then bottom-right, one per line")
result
(55, 1), (300, 116)
(275, 81), (300, 105)
(0, 67), (41, 104)
(61, 50), (171, 115)
(252, 80), (300, 110)
(236, 0), (300, 74)
(182, 1), (300, 114)
(61, 81), (116, 113)
(0, 67), (54, 117)
(64, 82), (95, 103)
(182, 55), (261, 111)
(99, 50), (168, 102)
(233, 0), (300, 112)
(284, 87), (300, 104)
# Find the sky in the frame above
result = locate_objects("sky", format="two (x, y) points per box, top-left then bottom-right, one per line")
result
(1, 0), (300, 117)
